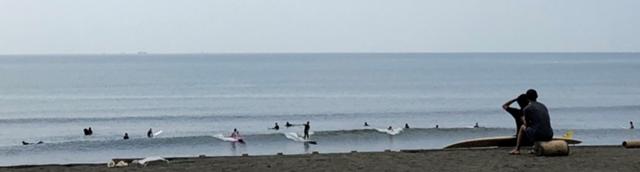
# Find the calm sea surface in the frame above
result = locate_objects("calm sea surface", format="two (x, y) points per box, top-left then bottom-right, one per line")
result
(0, 53), (639, 165)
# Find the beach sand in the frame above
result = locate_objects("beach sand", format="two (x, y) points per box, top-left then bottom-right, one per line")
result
(2, 146), (639, 172)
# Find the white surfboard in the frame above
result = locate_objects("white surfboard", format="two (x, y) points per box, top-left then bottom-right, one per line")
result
(213, 134), (245, 143)
(374, 127), (403, 135)
(284, 132), (317, 144)
(153, 130), (163, 137)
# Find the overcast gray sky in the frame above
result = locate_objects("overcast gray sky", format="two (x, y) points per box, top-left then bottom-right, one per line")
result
(0, 0), (638, 54)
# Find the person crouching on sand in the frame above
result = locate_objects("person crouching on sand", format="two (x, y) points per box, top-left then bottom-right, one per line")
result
(511, 89), (553, 155)
(503, 94), (529, 138)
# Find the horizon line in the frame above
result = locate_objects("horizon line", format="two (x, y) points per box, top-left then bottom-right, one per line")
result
(0, 51), (638, 56)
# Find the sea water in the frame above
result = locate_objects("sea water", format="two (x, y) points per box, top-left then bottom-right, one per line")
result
(0, 53), (639, 165)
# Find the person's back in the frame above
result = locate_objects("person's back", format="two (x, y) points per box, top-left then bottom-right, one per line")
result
(523, 101), (553, 141)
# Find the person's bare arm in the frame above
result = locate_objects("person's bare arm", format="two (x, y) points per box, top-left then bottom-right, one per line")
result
(502, 97), (517, 110)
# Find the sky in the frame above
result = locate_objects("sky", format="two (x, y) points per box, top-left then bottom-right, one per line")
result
(0, 0), (639, 54)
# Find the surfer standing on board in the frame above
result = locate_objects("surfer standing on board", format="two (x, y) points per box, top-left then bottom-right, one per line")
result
(303, 121), (310, 139)
(231, 128), (240, 139)
(147, 128), (153, 138)
(502, 94), (529, 137)
(631, 121), (635, 129)
(511, 89), (554, 155)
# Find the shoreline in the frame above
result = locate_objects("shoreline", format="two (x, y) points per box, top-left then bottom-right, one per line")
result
(3, 145), (639, 172)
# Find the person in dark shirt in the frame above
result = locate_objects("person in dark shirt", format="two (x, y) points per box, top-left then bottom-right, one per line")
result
(511, 89), (553, 155)
(503, 94), (529, 138)
(303, 121), (310, 139)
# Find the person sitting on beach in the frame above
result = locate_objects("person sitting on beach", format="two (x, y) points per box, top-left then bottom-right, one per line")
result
(147, 128), (153, 138)
(405, 123), (410, 129)
(286, 122), (293, 127)
(631, 121), (635, 129)
(503, 94), (529, 137)
(364, 122), (369, 127)
(123, 133), (129, 140)
(231, 128), (240, 139)
(511, 89), (554, 155)
(303, 121), (310, 139)
(271, 123), (280, 130)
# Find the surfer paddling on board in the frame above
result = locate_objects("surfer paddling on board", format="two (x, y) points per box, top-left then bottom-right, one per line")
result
(510, 89), (553, 155)
(503, 94), (529, 137)
(303, 121), (311, 139)
(286, 122), (294, 128)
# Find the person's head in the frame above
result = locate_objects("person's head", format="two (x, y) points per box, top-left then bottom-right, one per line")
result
(234, 128), (237, 131)
(306, 121), (310, 125)
(526, 89), (538, 101)
(516, 94), (529, 108)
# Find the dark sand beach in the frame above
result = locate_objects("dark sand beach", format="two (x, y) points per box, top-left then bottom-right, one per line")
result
(2, 146), (639, 172)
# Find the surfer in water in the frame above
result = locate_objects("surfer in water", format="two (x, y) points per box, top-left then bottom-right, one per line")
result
(405, 123), (410, 129)
(474, 122), (479, 128)
(631, 121), (635, 129)
(83, 127), (93, 136)
(511, 89), (554, 155)
(503, 94), (529, 137)
(388, 126), (393, 131)
(271, 123), (280, 130)
(147, 128), (153, 138)
(435, 125), (439, 129)
(22, 141), (44, 145)
(364, 122), (369, 127)
(286, 122), (294, 128)
(123, 133), (129, 140)
(231, 128), (240, 139)
(303, 121), (310, 139)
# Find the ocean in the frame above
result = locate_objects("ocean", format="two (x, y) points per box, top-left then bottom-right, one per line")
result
(0, 53), (639, 166)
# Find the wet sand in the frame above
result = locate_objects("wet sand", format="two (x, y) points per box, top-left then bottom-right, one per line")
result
(2, 146), (639, 172)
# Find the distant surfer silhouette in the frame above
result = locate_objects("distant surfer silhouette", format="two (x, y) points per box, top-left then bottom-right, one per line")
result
(364, 122), (369, 127)
(21, 141), (43, 145)
(474, 122), (479, 128)
(631, 121), (635, 129)
(83, 127), (93, 136)
(405, 123), (410, 129)
(286, 122), (293, 127)
(231, 128), (240, 139)
(123, 133), (129, 140)
(388, 126), (393, 131)
(147, 128), (153, 138)
(271, 123), (280, 130)
(303, 121), (310, 139)
(435, 125), (439, 129)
